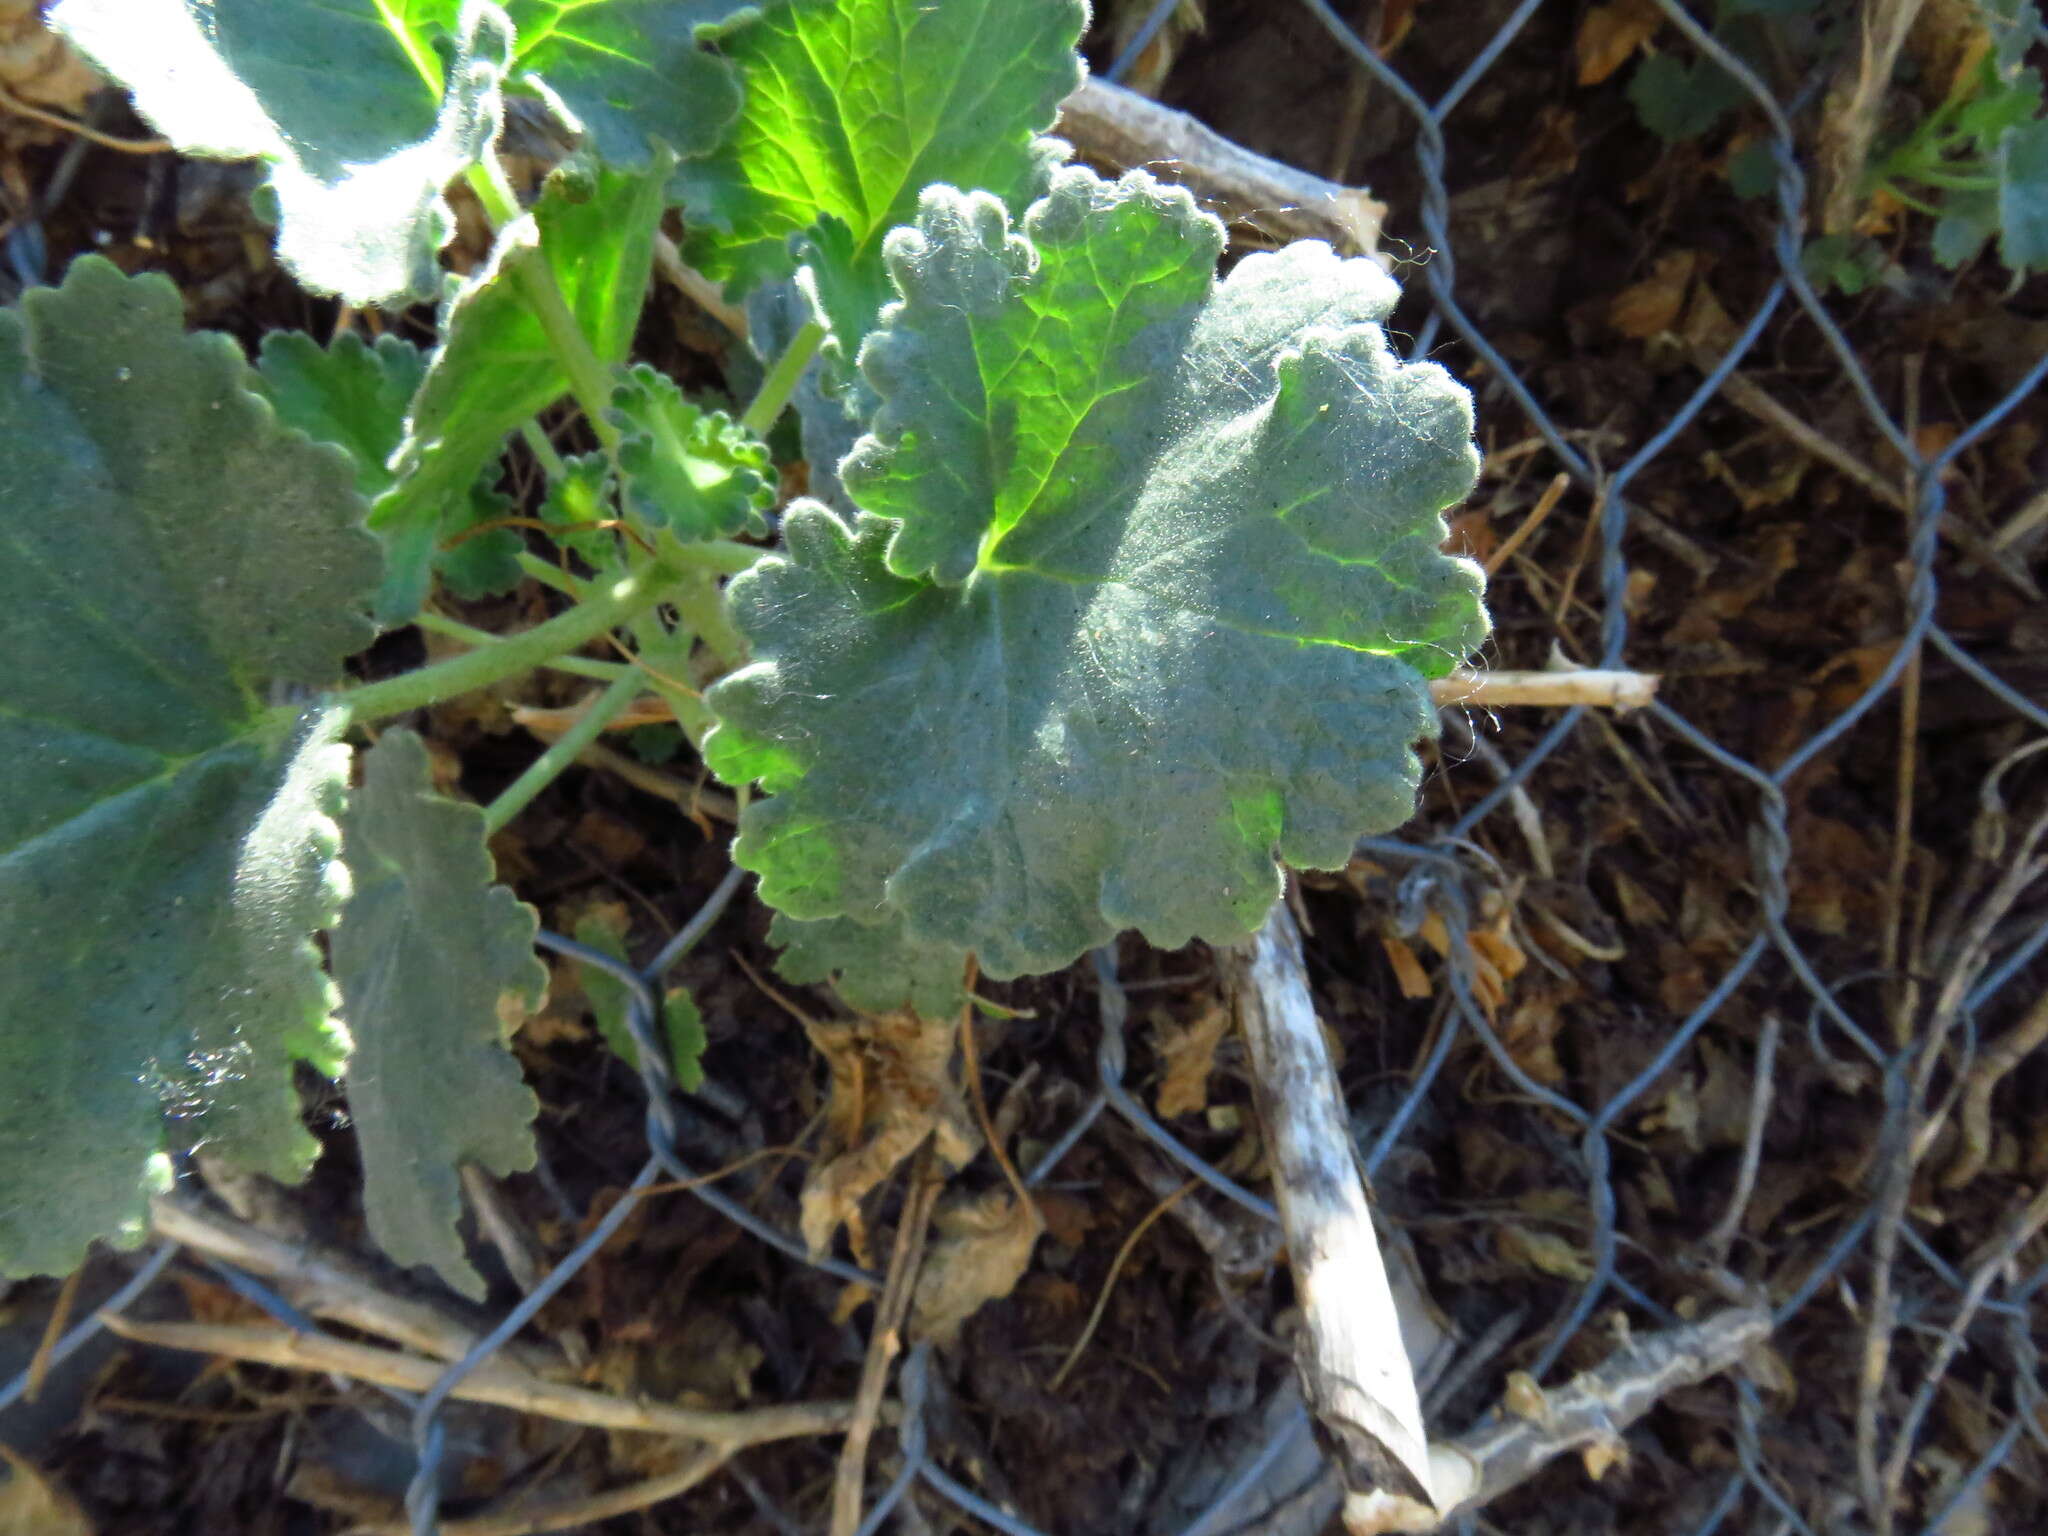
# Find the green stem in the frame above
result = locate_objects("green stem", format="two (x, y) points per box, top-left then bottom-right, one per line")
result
(511, 244), (624, 454)
(662, 538), (770, 576)
(520, 419), (569, 480)
(519, 551), (593, 601)
(483, 669), (646, 835)
(415, 611), (627, 683)
(673, 569), (747, 668)
(1899, 166), (1998, 192)
(740, 319), (826, 437)
(337, 571), (666, 723)
(464, 157), (521, 229)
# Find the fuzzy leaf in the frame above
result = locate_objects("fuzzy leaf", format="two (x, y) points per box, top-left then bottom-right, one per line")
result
(771, 912), (970, 1019)
(501, 0), (756, 166)
(675, 0), (1084, 357)
(50, 1), (755, 303)
(260, 331), (522, 601)
(51, 0), (513, 305)
(706, 171), (1487, 980)
(373, 159), (669, 620)
(256, 333), (427, 500)
(539, 452), (622, 567)
(0, 257), (379, 1277)
(611, 364), (774, 539)
(1997, 117), (2048, 272)
(330, 730), (545, 1298)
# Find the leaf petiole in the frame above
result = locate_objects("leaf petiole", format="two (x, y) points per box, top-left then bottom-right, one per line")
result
(482, 669), (648, 835)
(335, 569), (670, 723)
(510, 243), (625, 455)
(414, 611), (629, 683)
(739, 319), (826, 436)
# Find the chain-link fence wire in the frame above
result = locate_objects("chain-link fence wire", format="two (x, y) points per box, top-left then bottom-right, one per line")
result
(8, 0), (2048, 1531)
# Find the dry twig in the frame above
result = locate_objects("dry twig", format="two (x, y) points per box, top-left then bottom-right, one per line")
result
(1056, 76), (1386, 256)
(94, 1313), (850, 1447)
(1224, 900), (1436, 1511)
(148, 1194), (569, 1378)
(828, 1143), (941, 1536)
(1350, 1308), (1772, 1533)
(343, 1446), (727, 1536)
(1432, 668), (1658, 712)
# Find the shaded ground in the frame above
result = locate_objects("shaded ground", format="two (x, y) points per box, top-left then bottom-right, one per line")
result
(4, 2), (2047, 1534)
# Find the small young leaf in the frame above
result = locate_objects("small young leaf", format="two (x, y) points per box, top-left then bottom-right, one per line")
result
(51, 0), (513, 305)
(1933, 190), (2000, 268)
(771, 912), (971, 1020)
(675, 0), (1085, 357)
(539, 452), (622, 567)
(438, 478), (528, 599)
(611, 364), (774, 540)
(705, 170), (1488, 980)
(1997, 117), (2048, 272)
(0, 257), (380, 1278)
(1628, 51), (1744, 143)
(330, 730), (546, 1299)
(256, 332), (426, 500)
(571, 910), (706, 1091)
(258, 330), (523, 599)
(374, 160), (669, 620)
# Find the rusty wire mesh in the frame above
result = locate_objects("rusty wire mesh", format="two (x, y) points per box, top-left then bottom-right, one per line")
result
(8, 1), (2048, 1532)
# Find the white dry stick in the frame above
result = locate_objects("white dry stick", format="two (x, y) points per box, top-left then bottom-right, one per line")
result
(1224, 900), (1436, 1510)
(1430, 668), (1658, 712)
(1350, 1307), (1772, 1534)
(1056, 76), (1387, 257)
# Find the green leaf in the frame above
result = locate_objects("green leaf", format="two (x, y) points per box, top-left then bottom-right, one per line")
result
(1628, 52), (1744, 143)
(50, 0), (513, 305)
(571, 910), (705, 1091)
(258, 331), (522, 603)
(438, 478), (528, 599)
(611, 364), (775, 540)
(256, 332), (427, 500)
(373, 159), (669, 620)
(1997, 117), (2048, 271)
(1933, 189), (2000, 267)
(330, 729), (545, 1298)
(502, 0), (756, 166)
(0, 256), (379, 1277)
(539, 452), (622, 567)
(50, 1), (757, 303)
(674, 0), (1084, 358)
(772, 912), (969, 1019)
(705, 171), (1488, 980)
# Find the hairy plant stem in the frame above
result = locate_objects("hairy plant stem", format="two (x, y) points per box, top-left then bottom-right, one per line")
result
(673, 569), (747, 668)
(519, 419), (570, 480)
(336, 571), (669, 724)
(513, 246), (625, 456)
(415, 612), (627, 683)
(483, 669), (648, 835)
(740, 319), (826, 437)
(519, 551), (594, 601)
(463, 157), (522, 229)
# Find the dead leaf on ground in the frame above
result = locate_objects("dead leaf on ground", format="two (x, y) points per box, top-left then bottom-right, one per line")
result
(1153, 1004), (1232, 1118)
(0, 1447), (92, 1536)
(1610, 251), (1700, 340)
(800, 1009), (978, 1257)
(1576, 0), (1663, 86)
(910, 1188), (1045, 1346)
(1496, 1222), (1594, 1282)
(1381, 935), (1434, 999)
